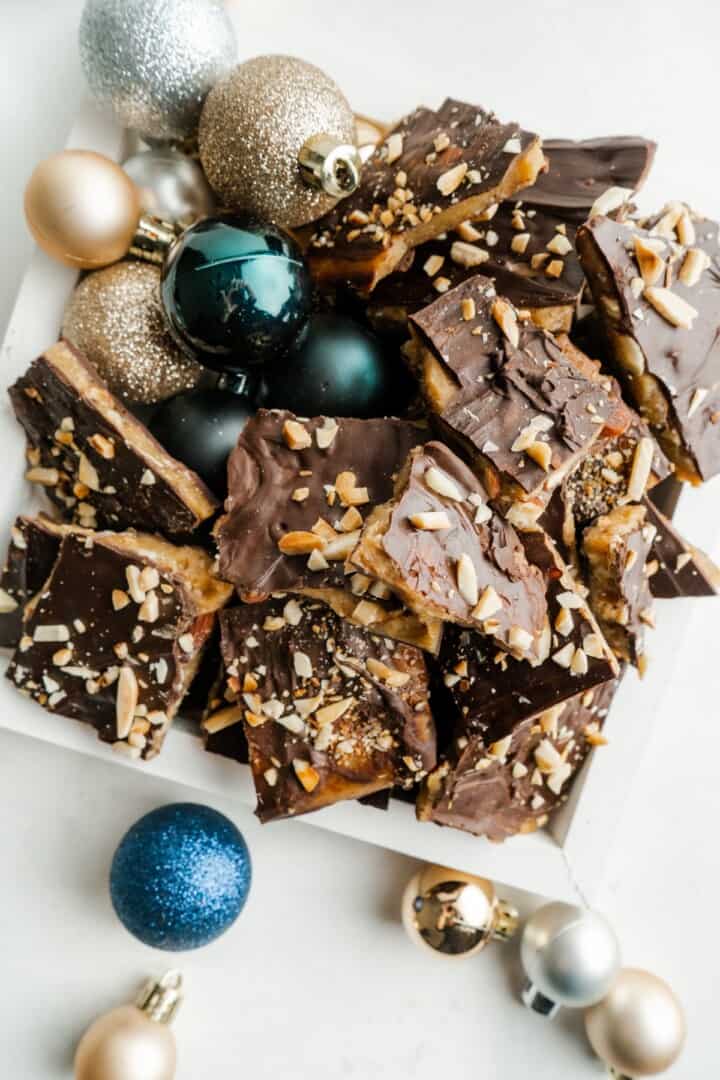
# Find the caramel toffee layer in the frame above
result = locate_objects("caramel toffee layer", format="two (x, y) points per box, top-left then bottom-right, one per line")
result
(308, 98), (544, 292)
(582, 504), (655, 665)
(7, 527), (230, 759)
(368, 136), (656, 334)
(0, 515), (67, 647)
(9, 341), (217, 535)
(215, 597), (436, 822)
(576, 205), (720, 483)
(642, 497), (720, 598)
(417, 676), (619, 842)
(352, 441), (548, 659)
(410, 276), (621, 508)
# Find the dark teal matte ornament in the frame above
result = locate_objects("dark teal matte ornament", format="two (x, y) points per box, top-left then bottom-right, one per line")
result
(160, 213), (312, 372)
(258, 313), (412, 418)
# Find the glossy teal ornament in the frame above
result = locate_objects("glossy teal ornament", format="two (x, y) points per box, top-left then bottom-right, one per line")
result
(160, 214), (312, 373)
(109, 802), (252, 951)
(258, 313), (412, 418)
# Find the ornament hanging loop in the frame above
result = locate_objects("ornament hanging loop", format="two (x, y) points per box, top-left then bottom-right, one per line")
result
(129, 214), (180, 265)
(135, 970), (184, 1025)
(298, 135), (362, 198)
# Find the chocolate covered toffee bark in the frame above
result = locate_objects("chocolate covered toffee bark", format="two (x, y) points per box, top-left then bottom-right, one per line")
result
(409, 276), (623, 514)
(582, 504), (655, 666)
(215, 410), (441, 651)
(351, 441), (548, 660)
(576, 205), (720, 483)
(368, 136), (656, 336)
(307, 99), (545, 292)
(417, 677), (619, 842)
(0, 516), (67, 647)
(214, 597), (436, 822)
(9, 341), (218, 535)
(7, 528), (231, 758)
(642, 497), (720, 599)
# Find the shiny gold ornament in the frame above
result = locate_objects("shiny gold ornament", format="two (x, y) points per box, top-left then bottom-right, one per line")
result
(62, 261), (201, 403)
(74, 971), (182, 1080)
(585, 969), (686, 1078)
(401, 864), (519, 958)
(198, 55), (360, 229)
(25, 151), (141, 269)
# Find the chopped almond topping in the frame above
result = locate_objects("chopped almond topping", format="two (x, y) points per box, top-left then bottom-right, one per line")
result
(546, 233), (573, 256)
(491, 297), (520, 347)
(545, 258), (564, 278)
(511, 232), (530, 254)
(291, 487), (310, 502)
(461, 297), (476, 321)
(315, 417), (339, 449)
(679, 248), (711, 287)
(473, 585), (502, 620)
(409, 510), (452, 531)
(385, 132), (403, 165)
(425, 465), (463, 500)
(456, 553), (478, 607)
(282, 419), (312, 450)
(644, 286), (698, 329)
(633, 235), (666, 286)
(450, 240), (489, 268)
(423, 253), (445, 277)
(339, 506), (363, 532)
(437, 162), (468, 196)
(278, 531), (324, 555)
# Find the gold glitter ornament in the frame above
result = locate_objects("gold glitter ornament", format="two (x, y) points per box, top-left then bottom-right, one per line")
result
(62, 261), (201, 404)
(198, 55), (359, 229)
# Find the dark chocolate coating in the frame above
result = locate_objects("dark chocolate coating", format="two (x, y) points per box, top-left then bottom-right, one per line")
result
(216, 597), (436, 822)
(7, 531), (216, 758)
(9, 342), (217, 535)
(643, 497), (720, 598)
(418, 677), (620, 842)
(411, 276), (617, 499)
(577, 210), (720, 481)
(216, 409), (427, 596)
(0, 517), (63, 648)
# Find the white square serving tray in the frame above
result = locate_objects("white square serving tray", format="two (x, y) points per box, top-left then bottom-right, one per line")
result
(1, 101), (713, 904)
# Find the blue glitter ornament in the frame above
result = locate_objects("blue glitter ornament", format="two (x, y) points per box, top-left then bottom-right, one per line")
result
(110, 802), (251, 951)
(160, 213), (312, 373)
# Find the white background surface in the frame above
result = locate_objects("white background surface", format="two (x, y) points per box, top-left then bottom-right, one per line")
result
(2, 1), (719, 1075)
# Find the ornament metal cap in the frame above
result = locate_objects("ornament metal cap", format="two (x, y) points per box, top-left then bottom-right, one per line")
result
(521, 978), (563, 1019)
(129, 214), (180, 265)
(298, 134), (362, 198)
(135, 970), (184, 1025)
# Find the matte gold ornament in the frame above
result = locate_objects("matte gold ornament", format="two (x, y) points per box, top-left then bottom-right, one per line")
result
(25, 151), (141, 269)
(198, 55), (361, 229)
(585, 969), (686, 1078)
(62, 261), (201, 404)
(401, 864), (518, 958)
(74, 971), (182, 1080)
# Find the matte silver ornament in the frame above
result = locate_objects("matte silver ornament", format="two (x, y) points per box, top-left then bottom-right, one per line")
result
(401, 865), (519, 959)
(79, 0), (237, 142)
(123, 148), (215, 225)
(198, 55), (358, 228)
(520, 901), (621, 1017)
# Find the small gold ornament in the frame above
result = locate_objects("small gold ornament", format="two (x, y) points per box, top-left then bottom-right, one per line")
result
(74, 971), (182, 1080)
(25, 151), (141, 269)
(198, 55), (361, 229)
(585, 968), (686, 1078)
(401, 864), (519, 958)
(62, 261), (201, 403)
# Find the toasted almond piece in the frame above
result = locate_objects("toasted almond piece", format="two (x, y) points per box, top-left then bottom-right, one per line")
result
(676, 209), (696, 245)
(88, 432), (115, 459)
(335, 470), (370, 507)
(450, 240), (489, 268)
(351, 598), (386, 626)
(244, 710), (267, 728)
(437, 162), (468, 196)
(385, 132), (403, 165)
(511, 232), (530, 254)
(456, 220), (482, 242)
(547, 233), (573, 256)
(423, 253), (445, 277)
(125, 565), (146, 604)
(263, 766), (279, 787)
(315, 697), (355, 727)
(52, 647), (73, 666)
(526, 440), (552, 471)
(263, 616), (286, 632)
(295, 694), (323, 718)
(583, 634), (606, 660)
(283, 598), (303, 626)
(456, 553), (478, 607)
(530, 252), (550, 270)
(112, 589), (130, 611)
(512, 762), (528, 779)
(489, 735), (512, 759)
(409, 510), (452, 531)
(644, 286), (698, 329)
(339, 506), (363, 532)
(535, 737), (564, 773)
(552, 642), (575, 669)
(491, 297), (519, 347)
(26, 466), (60, 486)
(570, 647), (589, 675)
(461, 297), (476, 321)
(678, 247), (710, 287)
(590, 185), (634, 217)
(307, 548), (329, 571)
(293, 651), (313, 679)
(293, 758), (320, 792)
(278, 530), (324, 555)
(138, 591), (159, 623)
(425, 465), (463, 501)
(555, 606), (574, 636)
(203, 705), (244, 735)
(472, 585), (502, 620)
(547, 761), (573, 795)
(178, 633), (195, 654)
(315, 417), (339, 449)
(633, 234), (666, 286)
(627, 436), (654, 501)
(545, 258), (564, 278)
(366, 657), (411, 687)
(77, 452), (100, 491)
(282, 419), (312, 450)
(508, 626), (533, 653)
(433, 276), (451, 294)
(116, 665), (139, 740)
(434, 132), (450, 152)
(322, 528), (361, 561)
(291, 487), (310, 502)
(140, 469), (155, 486)
(0, 588), (18, 614)
(311, 517), (338, 541)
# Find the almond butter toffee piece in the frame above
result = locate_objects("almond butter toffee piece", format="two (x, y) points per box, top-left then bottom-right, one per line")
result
(306, 98), (545, 293)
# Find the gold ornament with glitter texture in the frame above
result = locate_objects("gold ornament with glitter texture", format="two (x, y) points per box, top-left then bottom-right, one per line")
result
(62, 261), (201, 404)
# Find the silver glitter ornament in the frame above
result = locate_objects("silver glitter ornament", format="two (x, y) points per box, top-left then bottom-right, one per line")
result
(79, 0), (237, 143)
(198, 55), (359, 228)
(123, 148), (215, 226)
(62, 261), (201, 404)
(520, 902), (621, 1018)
